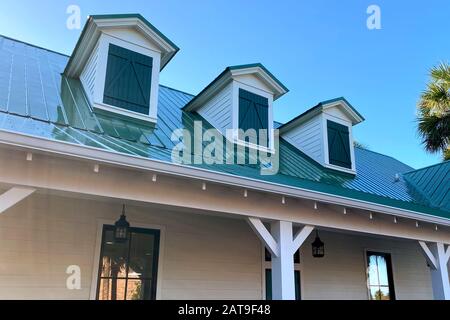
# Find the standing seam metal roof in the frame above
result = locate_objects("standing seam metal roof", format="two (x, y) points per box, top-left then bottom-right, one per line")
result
(0, 35), (448, 218)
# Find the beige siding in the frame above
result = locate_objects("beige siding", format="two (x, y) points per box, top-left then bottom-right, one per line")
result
(0, 192), (434, 300)
(300, 231), (433, 300)
(0, 193), (262, 299)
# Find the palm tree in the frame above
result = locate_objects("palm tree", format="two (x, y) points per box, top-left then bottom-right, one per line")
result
(417, 62), (450, 160)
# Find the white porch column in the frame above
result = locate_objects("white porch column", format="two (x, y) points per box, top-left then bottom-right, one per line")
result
(271, 220), (296, 300)
(0, 187), (36, 214)
(419, 241), (450, 300)
(247, 217), (314, 300)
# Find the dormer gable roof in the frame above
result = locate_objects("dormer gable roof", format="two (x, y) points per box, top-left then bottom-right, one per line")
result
(183, 63), (288, 112)
(279, 97), (364, 134)
(64, 13), (179, 78)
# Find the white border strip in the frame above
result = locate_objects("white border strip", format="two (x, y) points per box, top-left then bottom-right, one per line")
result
(0, 128), (448, 226)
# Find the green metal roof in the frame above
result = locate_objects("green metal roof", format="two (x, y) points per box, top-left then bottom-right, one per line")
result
(0, 35), (448, 219)
(403, 161), (450, 211)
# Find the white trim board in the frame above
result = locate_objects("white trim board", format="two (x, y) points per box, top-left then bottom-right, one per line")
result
(0, 128), (449, 228)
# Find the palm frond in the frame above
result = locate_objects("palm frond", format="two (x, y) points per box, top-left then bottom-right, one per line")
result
(417, 62), (450, 159)
(430, 61), (450, 83)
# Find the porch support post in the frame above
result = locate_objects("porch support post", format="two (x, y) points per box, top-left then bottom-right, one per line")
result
(419, 241), (450, 300)
(271, 221), (295, 300)
(0, 187), (36, 214)
(247, 217), (314, 300)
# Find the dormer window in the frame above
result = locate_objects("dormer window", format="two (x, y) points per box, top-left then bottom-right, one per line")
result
(183, 63), (288, 151)
(103, 43), (153, 115)
(279, 97), (364, 174)
(327, 120), (351, 169)
(64, 14), (179, 124)
(238, 88), (269, 146)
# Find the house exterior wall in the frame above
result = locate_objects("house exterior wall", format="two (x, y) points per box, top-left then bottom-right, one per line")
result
(197, 82), (233, 135)
(0, 192), (435, 300)
(282, 115), (324, 164)
(300, 231), (434, 300)
(0, 192), (262, 300)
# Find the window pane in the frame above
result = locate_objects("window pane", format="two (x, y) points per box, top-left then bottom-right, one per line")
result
(98, 278), (126, 300)
(369, 286), (380, 300)
(97, 226), (160, 300)
(376, 256), (389, 286)
(265, 248), (271, 262)
(367, 255), (379, 286)
(125, 279), (153, 300)
(378, 286), (391, 300)
(369, 286), (390, 300)
(128, 232), (156, 279)
(100, 229), (128, 278)
(265, 247), (300, 264)
(294, 270), (301, 300)
(294, 250), (300, 264)
(265, 269), (272, 300)
(366, 252), (395, 300)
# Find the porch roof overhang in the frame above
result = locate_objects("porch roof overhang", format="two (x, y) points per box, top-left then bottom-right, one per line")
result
(0, 127), (449, 228)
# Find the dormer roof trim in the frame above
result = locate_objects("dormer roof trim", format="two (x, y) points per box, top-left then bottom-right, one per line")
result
(64, 13), (179, 78)
(279, 97), (365, 134)
(183, 63), (288, 112)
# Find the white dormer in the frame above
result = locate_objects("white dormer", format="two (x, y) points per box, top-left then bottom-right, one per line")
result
(279, 98), (364, 174)
(64, 14), (179, 124)
(184, 64), (288, 151)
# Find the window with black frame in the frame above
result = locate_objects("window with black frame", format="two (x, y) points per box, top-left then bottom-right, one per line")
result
(366, 251), (396, 300)
(96, 225), (160, 300)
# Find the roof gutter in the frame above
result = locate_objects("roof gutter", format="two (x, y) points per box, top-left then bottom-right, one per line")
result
(0, 128), (448, 226)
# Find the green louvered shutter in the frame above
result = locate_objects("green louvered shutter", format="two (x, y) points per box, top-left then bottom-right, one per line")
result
(103, 44), (153, 115)
(327, 120), (352, 169)
(238, 88), (269, 144)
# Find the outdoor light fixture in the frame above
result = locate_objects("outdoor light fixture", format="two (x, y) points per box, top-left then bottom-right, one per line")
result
(312, 230), (324, 258)
(114, 204), (130, 243)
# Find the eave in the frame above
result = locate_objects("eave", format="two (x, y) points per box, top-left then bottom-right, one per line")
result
(0, 128), (448, 227)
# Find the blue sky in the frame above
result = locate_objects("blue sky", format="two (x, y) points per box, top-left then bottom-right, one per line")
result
(0, 0), (448, 168)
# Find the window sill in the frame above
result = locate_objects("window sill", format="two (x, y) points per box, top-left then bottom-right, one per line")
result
(93, 102), (157, 125)
(234, 138), (275, 154)
(324, 162), (356, 175)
